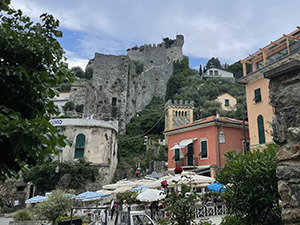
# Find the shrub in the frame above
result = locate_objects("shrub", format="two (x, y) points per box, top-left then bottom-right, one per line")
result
(13, 210), (33, 221)
(220, 214), (246, 225)
(217, 144), (281, 225)
(63, 101), (75, 112)
(75, 104), (84, 113)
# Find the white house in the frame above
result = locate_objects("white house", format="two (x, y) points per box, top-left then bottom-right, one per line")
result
(203, 67), (234, 80)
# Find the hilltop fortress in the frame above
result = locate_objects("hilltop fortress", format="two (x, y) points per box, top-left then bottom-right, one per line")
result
(69, 35), (184, 133)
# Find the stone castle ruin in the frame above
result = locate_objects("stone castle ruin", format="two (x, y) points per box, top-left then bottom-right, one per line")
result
(69, 35), (184, 133)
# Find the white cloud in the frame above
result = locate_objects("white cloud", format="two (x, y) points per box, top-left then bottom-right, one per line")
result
(64, 50), (89, 70)
(11, 0), (300, 65)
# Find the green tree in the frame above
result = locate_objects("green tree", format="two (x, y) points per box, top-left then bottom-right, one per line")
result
(71, 67), (84, 79)
(37, 189), (72, 225)
(217, 144), (281, 225)
(23, 159), (99, 194)
(163, 177), (200, 225)
(199, 65), (203, 76)
(206, 57), (221, 69)
(0, 7), (72, 181)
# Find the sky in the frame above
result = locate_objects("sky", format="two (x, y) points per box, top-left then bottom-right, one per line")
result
(11, 0), (300, 70)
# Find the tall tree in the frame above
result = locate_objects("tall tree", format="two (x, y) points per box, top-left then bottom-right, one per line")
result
(199, 65), (203, 76)
(206, 57), (221, 69)
(0, 7), (71, 181)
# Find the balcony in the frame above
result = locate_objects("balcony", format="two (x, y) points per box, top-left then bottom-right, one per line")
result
(175, 157), (199, 168)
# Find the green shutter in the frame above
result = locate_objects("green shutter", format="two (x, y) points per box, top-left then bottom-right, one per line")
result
(225, 99), (229, 106)
(201, 140), (208, 158)
(257, 115), (266, 144)
(75, 134), (85, 158)
(174, 149), (180, 162)
(254, 88), (262, 103)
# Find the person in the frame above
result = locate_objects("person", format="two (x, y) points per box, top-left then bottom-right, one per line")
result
(100, 209), (106, 225)
(122, 200), (128, 211)
(110, 199), (116, 219)
(135, 169), (140, 178)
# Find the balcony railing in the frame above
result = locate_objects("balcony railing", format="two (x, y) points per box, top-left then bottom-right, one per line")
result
(175, 157), (199, 167)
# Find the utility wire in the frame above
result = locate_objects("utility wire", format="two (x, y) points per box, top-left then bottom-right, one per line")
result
(123, 107), (166, 140)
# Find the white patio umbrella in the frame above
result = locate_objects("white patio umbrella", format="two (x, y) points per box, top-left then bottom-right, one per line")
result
(136, 189), (166, 202)
(112, 186), (133, 194)
(167, 173), (215, 187)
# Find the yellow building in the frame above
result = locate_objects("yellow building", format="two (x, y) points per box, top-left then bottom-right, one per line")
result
(239, 27), (300, 148)
(215, 93), (237, 111)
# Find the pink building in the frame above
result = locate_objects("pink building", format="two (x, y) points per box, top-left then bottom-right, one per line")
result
(163, 116), (249, 177)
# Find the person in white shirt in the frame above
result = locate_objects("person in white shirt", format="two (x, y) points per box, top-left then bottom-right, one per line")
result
(100, 209), (106, 225)
(122, 200), (128, 211)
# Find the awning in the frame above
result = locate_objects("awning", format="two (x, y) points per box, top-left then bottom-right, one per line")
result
(170, 143), (180, 150)
(179, 138), (197, 148)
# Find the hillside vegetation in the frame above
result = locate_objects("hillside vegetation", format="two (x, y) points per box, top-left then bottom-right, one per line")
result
(113, 57), (247, 180)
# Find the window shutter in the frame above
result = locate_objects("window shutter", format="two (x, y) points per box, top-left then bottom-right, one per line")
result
(75, 134), (85, 158)
(174, 149), (180, 162)
(254, 88), (262, 103)
(257, 115), (266, 144)
(201, 140), (208, 158)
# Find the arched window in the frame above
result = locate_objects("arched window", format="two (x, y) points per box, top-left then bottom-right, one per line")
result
(185, 111), (187, 117)
(175, 111), (178, 116)
(75, 133), (85, 158)
(257, 115), (266, 144)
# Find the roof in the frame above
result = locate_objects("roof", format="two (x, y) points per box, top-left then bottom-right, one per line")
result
(163, 116), (247, 134)
(216, 93), (236, 99)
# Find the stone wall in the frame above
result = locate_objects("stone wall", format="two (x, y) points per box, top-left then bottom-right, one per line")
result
(264, 60), (300, 224)
(72, 35), (184, 133)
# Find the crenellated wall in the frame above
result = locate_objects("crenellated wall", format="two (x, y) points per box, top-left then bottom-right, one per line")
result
(71, 35), (184, 133)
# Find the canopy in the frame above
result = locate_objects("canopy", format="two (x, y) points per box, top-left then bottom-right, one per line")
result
(207, 183), (226, 193)
(25, 195), (48, 204)
(136, 189), (166, 202)
(75, 191), (110, 201)
(131, 186), (149, 192)
(170, 144), (180, 150)
(112, 186), (133, 194)
(102, 180), (138, 190)
(179, 138), (197, 148)
(166, 172), (215, 187)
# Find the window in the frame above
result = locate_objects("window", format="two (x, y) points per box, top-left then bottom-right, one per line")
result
(99, 85), (102, 91)
(225, 99), (229, 107)
(254, 88), (262, 103)
(174, 148), (180, 162)
(214, 70), (218, 75)
(209, 70), (213, 75)
(112, 97), (117, 106)
(74, 133), (85, 158)
(257, 115), (266, 144)
(200, 140), (208, 159)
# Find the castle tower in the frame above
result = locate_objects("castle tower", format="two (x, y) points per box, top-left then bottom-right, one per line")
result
(164, 100), (194, 131)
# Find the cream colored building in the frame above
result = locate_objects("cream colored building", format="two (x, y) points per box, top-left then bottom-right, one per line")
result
(239, 27), (300, 148)
(216, 93), (237, 111)
(50, 118), (119, 183)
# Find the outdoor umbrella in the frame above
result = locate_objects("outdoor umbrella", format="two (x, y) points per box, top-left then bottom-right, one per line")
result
(136, 189), (166, 202)
(75, 191), (111, 201)
(131, 185), (149, 192)
(25, 195), (48, 204)
(207, 183), (226, 193)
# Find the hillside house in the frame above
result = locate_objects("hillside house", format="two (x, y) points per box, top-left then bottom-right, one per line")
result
(215, 93), (237, 111)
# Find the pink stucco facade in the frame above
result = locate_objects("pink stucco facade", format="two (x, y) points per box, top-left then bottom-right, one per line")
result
(164, 116), (249, 172)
